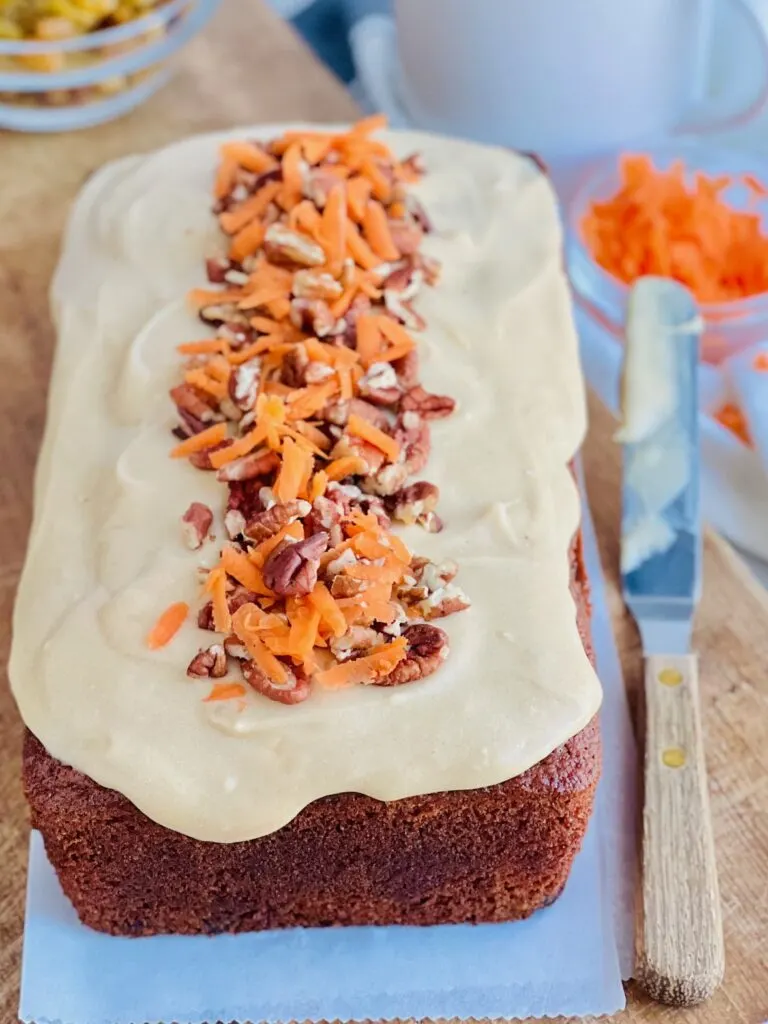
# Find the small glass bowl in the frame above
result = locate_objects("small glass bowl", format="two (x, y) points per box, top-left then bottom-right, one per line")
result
(566, 140), (768, 365)
(0, 0), (220, 131)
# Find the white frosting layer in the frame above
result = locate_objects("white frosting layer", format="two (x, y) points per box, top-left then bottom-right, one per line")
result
(10, 125), (602, 843)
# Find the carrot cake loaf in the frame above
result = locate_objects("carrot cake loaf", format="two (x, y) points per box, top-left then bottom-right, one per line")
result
(11, 119), (602, 935)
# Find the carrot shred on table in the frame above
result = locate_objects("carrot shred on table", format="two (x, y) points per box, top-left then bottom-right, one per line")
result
(581, 154), (768, 302)
(146, 601), (189, 650)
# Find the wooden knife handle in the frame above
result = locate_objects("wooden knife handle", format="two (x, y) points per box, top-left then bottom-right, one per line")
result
(640, 653), (724, 1005)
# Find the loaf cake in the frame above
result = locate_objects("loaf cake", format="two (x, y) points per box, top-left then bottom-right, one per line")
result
(11, 119), (602, 935)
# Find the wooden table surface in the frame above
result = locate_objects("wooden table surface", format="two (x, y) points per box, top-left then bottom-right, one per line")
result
(1, 2), (767, 1021)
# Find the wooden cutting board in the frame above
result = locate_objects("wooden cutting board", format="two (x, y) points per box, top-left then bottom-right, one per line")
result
(0, 2), (766, 1021)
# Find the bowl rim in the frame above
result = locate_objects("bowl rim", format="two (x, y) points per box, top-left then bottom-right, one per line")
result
(0, 0), (190, 54)
(566, 138), (768, 319)
(0, 0), (219, 90)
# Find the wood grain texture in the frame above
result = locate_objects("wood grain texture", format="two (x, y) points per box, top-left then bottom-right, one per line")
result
(641, 654), (724, 1005)
(0, 3), (766, 1022)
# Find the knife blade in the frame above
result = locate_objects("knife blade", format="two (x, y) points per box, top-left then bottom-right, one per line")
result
(620, 277), (724, 1007)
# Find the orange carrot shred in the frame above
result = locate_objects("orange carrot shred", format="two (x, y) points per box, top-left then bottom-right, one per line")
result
(219, 181), (281, 235)
(347, 176), (372, 223)
(309, 469), (328, 501)
(309, 582), (347, 638)
(203, 682), (248, 702)
(232, 604), (289, 684)
(220, 141), (276, 174)
(753, 351), (768, 371)
(214, 156), (238, 200)
(221, 547), (271, 595)
(326, 455), (368, 481)
(321, 184), (347, 274)
(316, 637), (407, 688)
(714, 402), (753, 446)
(347, 412), (400, 462)
(229, 220), (267, 262)
(170, 423), (228, 459)
(205, 567), (232, 634)
(362, 200), (400, 260)
(274, 436), (312, 502)
(146, 601), (188, 650)
(355, 314), (383, 366)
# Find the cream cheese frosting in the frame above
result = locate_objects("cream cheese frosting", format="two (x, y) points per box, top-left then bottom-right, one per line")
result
(10, 125), (602, 843)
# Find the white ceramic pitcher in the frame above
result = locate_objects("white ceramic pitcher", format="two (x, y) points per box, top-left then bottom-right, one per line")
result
(393, 0), (768, 160)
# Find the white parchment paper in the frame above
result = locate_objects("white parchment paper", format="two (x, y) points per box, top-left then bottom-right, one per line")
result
(19, 494), (637, 1024)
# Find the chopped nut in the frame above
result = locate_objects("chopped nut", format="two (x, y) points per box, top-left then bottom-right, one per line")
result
(330, 573), (366, 598)
(263, 531), (329, 596)
(224, 635), (250, 660)
(181, 502), (214, 549)
(242, 659), (311, 705)
(280, 344), (309, 388)
(384, 289), (426, 331)
(349, 398), (392, 431)
(216, 449), (280, 483)
(417, 582), (471, 620)
(305, 360), (335, 384)
(357, 362), (402, 406)
(388, 218), (424, 255)
(228, 360), (260, 411)
(289, 297), (336, 337)
(326, 546), (357, 577)
(187, 643), (227, 678)
(330, 626), (380, 661)
(292, 269), (344, 301)
(264, 224), (325, 267)
(224, 508), (247, 540)
(206, 256), (231, 283)
(170, 384), (219, 424)
(377, 623), (449, 686)
(244, 499), (311, 542)
(401, 385), (456, 420)
(392, 348), (420, 387)
(188, 440), (232, 471)
(390, 482), (439, 527)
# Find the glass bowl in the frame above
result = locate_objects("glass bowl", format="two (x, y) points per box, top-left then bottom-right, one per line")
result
(0, 0), (220, 131)
(565, 140), (768, 365)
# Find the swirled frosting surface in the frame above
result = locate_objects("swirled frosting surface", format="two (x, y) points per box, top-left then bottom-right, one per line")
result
(10, 126), (602, 842)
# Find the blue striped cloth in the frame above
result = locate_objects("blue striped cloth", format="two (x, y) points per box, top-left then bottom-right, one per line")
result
(280, 0), (390, 83)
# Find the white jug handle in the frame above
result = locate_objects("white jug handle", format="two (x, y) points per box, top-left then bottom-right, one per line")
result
(679, 0), (768, 134)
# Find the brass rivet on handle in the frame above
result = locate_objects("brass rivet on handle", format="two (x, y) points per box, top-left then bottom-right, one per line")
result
(658, 667), (683, 687)
(662, 747), (687, 768)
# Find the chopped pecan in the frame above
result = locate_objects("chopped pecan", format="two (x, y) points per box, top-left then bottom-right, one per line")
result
(363, 462), (409, 497)
(305, 360), (335, 384)
(319, 397), (350, 427)
(349, 398), (392, 431)
(384, 290), (426, 331)
(412, 252), (441, 286)
(189, 439), (233, 471)
(390, 482), (439, 527)
(216, 448), (280, 483)
(401, 152), (426, 177)
(198, 586), (261, 631)
(376, 624), (449, 686)
(244, 499), (311, 542)
(417, 582), (471, 619)
(170, 384), (220, 424)
(388, 218), (423, 256)
(264, 224), (325, 267)
(302, 165), (342, 208)
(224, 508), (247, 540)
(396, 416), (431, 474)
(199, 303), (250, 327)
(406, 194), (433, 233)
(226, 478), (268, 523)
(181, 502), (213, 549)
(330, 626), (380, 661)
(242, 658), (311, 705)
(228, 360), (260, 412)
(357, 362), (402, 406)
(280, 344), (309, 388)
(292, 269), (343, 301)
(289, 297), (336, 338)
(401, 385), (456, 420)
(206, 256), (231, 283)
(187, 643), (227, 678)
(392, 348), (419, 388)
(223, 635), (249, 660)
(263, 531), (329, 596)
(330, 434), (385, 475)
(304, 494), (342, 533)
(329, 573), (366, 598)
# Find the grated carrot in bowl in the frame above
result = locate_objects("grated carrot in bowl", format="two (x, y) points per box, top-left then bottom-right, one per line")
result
(581, 154), (768, 304)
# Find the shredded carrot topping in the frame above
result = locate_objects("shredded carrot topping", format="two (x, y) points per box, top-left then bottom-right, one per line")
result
(158, 117), (470, 704)
(146, 602), (189, 650)
(714, 402), (753, 446)
(582, 154), (768, 303)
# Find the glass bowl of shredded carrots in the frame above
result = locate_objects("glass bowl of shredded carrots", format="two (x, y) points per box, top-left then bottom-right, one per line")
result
(0, 0), (219, 130)
(567, 141), (768, 364)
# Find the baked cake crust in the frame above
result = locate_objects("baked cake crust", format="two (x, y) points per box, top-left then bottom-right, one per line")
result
(22, 534), (599, 936)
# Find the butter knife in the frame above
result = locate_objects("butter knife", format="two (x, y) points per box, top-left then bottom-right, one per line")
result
(620, 277), (724, 1006)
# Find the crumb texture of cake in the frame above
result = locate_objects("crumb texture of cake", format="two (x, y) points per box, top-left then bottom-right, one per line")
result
(10, 123), (602, 845)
